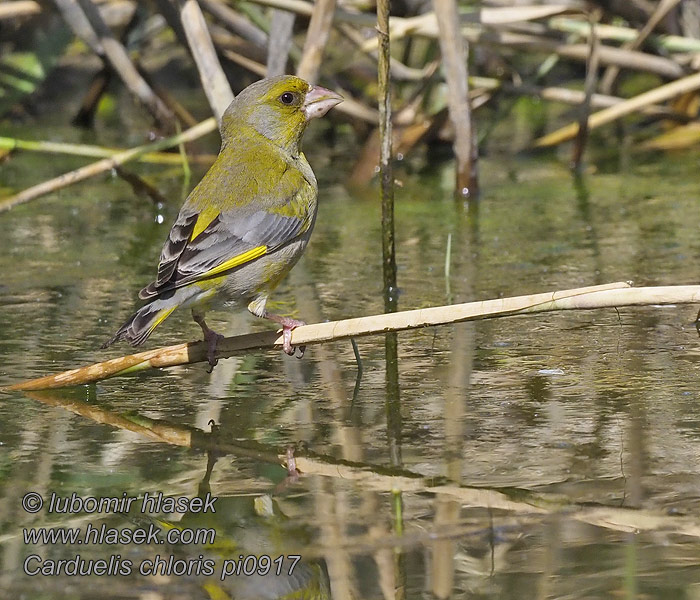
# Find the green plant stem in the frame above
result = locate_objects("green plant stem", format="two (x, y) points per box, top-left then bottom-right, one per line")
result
(0, 136), (213, 165)
(0, 118), (217, 212)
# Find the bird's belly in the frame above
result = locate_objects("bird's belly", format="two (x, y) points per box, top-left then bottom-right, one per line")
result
(218, 236), (310, 303)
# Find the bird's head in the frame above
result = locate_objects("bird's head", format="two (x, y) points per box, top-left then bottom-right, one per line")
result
(221, 75), (343, 156)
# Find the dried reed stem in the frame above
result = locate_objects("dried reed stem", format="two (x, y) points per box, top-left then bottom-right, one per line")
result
(176, 0), (234, 122)
(433, 0), (479, 198)
(536, 71), (700, 147)
(7, 282), (700, 392)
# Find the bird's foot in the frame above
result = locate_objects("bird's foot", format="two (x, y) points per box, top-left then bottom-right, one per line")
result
(285, 445), (300, 479)
(274, 445), (301, 493)
(192, 312), (224, 371)
(204, 330), (225, 372)
(264, 312), (305, 357)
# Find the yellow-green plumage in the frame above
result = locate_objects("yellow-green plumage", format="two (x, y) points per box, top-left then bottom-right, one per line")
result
(103, 76), (342, 361)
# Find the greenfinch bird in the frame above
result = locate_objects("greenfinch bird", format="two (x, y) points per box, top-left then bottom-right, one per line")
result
(103, 75), (342, 367)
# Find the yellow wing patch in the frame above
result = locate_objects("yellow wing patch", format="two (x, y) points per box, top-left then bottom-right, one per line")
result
(202, 245), (268, 279)
(190, 206), (221, 241)
(148, 307), (177, 334)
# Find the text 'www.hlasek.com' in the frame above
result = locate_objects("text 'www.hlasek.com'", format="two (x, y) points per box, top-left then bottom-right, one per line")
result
(21, 491), (301, 580)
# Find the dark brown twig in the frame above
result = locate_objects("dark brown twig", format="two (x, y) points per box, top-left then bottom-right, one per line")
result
(571, 10), (601, 172)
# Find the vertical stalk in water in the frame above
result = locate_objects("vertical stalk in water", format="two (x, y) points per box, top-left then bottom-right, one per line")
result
(377, 0), (401, 466)
(572, 10), (600, 172)
(385, 331), (401, 466)
(378, 6), (404, 585)
(377, 0), (397, 315)
(433, 0), (479, 199)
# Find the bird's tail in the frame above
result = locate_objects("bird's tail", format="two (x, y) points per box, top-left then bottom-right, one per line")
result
(101, 300), (177, 349)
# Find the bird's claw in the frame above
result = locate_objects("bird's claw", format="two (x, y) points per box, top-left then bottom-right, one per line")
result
(274, 445), (301, 493)
(281, 331), (305, 358)
(285, 445), (299, 478)
(204, 331), (224, 373)
(192, 312), (225, 372)
(278, 317), (305, 358)
(262, 312), (306, 358)
(282, 327), (295, 356)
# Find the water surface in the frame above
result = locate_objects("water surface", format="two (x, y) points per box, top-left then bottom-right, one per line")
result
(2, 138), (700, 599)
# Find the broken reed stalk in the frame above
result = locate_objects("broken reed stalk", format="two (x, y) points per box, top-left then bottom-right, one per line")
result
(535, 71), (700, 147)
(176, 0), (234, 122)
(6, 282), (700, 392)
(433, 0), (479, 198)
(0, 118), (217, 213)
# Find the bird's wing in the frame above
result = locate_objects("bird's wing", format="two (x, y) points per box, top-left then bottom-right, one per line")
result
(139, 175), (315, 300)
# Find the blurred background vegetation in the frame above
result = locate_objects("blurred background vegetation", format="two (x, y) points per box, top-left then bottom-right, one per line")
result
(3, 0), (700, 203)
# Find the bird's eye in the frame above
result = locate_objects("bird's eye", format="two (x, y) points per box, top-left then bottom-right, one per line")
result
(279, 92), (295, 105)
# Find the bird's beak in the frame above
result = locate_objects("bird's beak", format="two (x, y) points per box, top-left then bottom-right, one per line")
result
(302, 85), (343, 120)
